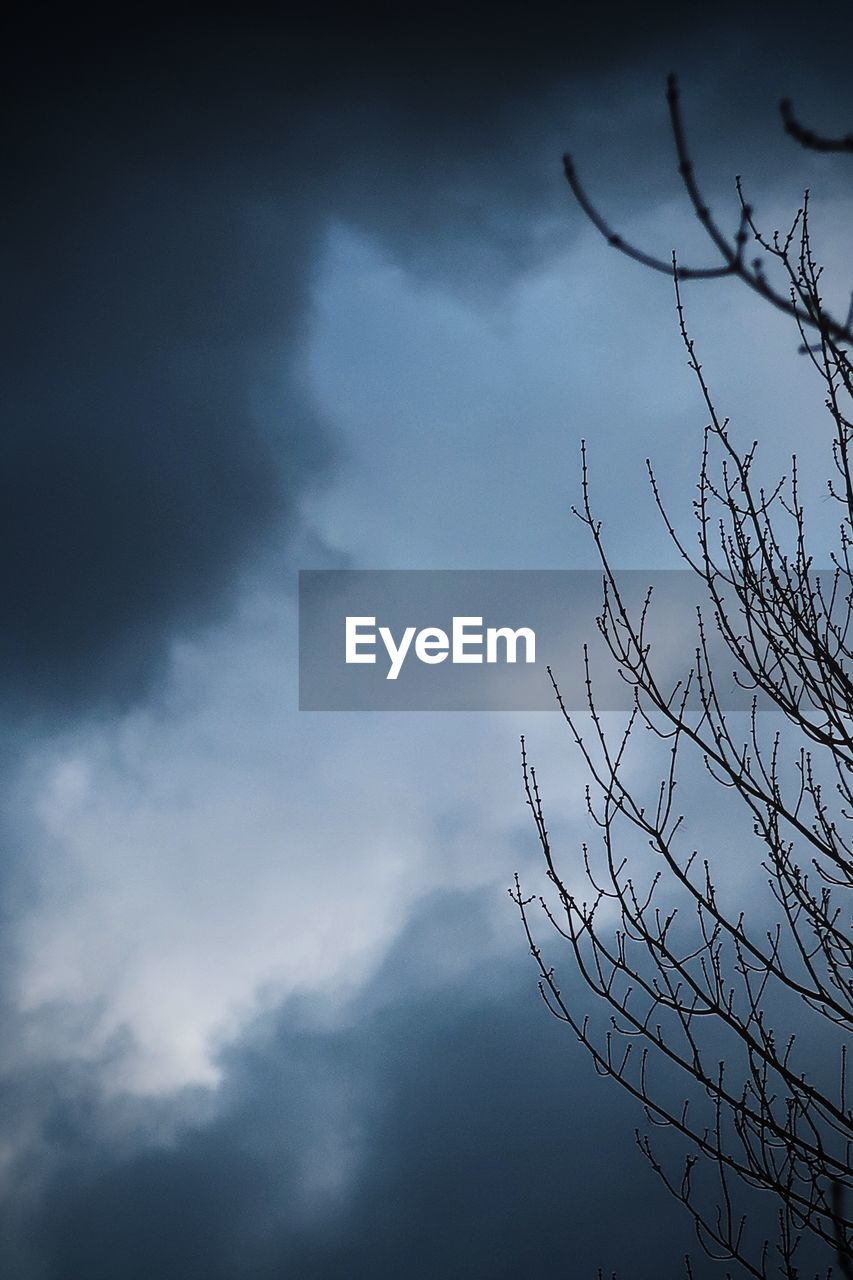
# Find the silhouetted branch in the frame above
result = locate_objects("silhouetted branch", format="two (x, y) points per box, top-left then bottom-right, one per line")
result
(563, 75), (853, 346)
(518, 77), (853, 1280)
(780, 101), (853, 154)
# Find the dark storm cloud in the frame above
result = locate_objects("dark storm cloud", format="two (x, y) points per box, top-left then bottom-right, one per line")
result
(5, 1), (851, 714)
(1, 891), (706, 1280)
(1, 63), (332, 713)
(0, 9), (568, 714)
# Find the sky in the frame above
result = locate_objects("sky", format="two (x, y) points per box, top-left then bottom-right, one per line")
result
(1, 4), (852, 1277)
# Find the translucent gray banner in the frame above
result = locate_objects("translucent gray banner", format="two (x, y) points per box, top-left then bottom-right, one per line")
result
(298, 569), (770, 711)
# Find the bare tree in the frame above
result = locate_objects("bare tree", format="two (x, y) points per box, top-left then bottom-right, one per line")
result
(513, 79), (853, 1279)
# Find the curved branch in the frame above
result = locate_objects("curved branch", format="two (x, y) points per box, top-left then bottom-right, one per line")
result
(780, 100), (853, 154)
(562, 153), (734, 280)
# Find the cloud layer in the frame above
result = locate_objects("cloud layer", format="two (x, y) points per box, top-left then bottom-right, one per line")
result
(3, 893), (707, 1279)
(2, 5), (852, 1277)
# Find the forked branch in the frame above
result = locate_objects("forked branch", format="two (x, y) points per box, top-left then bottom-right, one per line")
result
(563, 75), (853, 345)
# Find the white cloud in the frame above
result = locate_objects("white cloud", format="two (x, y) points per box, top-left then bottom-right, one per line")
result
(10, 576), (578, 1093)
